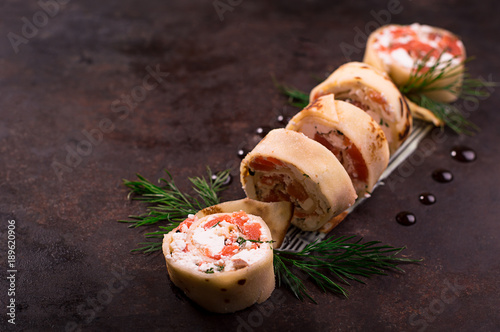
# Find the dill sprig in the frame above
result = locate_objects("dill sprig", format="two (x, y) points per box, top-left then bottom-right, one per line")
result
(120, 168), (231, 252)
(399, 51), (464, 96)
(400, 52), (496, 134)
(272, 75), (310, 109)
(412, 94), (479, 135)
(274, 236), (420, 301)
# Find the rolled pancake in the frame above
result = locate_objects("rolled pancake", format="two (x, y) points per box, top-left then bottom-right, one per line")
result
(310, 62), (412, 155)
(163, 211), (274, 313)
(240, 128), (357, 232)
(286, 94), (389, 198)
(195, 198), (293, 248)
(363, 23), (466, 104)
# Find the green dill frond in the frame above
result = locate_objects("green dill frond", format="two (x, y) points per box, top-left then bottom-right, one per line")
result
(400, 51), (497, 134)
(274, 235), (421, 301)
(120, 168), (231, 253)
(410, 94), (479, 135)
(400, 51), (463, 96)
(272, 75), (310, 109)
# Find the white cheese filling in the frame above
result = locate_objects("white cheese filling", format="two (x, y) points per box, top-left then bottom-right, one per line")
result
(192, 225), (226, 256)
(169, 214), (270, 274)
(373, 23), (463, 68)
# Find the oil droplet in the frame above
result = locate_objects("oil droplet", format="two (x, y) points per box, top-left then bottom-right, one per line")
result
(396, 211), (416, 226)
(432, 169), (453, 183)
(276, 114), (292, 126)
(256, 126), (272, 137)
(450, 146), (476, 162)
(419, 193), (436, 205)
(237, 148), (247, 159)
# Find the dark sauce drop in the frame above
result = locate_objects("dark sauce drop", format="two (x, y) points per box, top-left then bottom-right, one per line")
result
(256, 126), (272, 137)
(211, 173), (232, 186)
(237, 148), (247, 159)
(419, 193), (436, 205)
(432, 169), (453, 183)
(450, 146), (476, 162)
(396, 211), (416, 226)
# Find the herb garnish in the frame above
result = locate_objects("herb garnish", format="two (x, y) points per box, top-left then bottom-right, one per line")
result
(236, 236), (275, 245)
(119, 169), (420, 300)
(236, 237), (246, 246)
(400, 51), (496, 134)
(274, 236), (420, 301)
(120, 168), (231, 253)
(204, 265), (224, 274)
(272, 76), (310, 109)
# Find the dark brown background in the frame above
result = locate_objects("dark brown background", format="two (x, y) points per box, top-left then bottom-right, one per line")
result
(1, 0), (499, 331)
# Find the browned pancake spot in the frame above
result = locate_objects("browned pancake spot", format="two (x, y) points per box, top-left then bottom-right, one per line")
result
(201, 205), (223, 216)
(305, 98), (323, 111)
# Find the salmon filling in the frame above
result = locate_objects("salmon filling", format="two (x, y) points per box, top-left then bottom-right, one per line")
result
(372, 23), (465, 69)
(169, 211), (271, 274)
(329, 87), (393, 148)
(313, 131), (368, 194)
(247, 156), (320, 220)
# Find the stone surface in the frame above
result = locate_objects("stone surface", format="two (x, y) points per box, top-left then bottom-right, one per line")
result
(0, 0), (499, 331)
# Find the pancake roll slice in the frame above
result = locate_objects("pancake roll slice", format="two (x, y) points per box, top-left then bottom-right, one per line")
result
(286, 94), (390, 198)
(363, 23), (466, 104)
(162, 211), (275, 313)
(240, 129), (357, 232)
(310, 62), (412, 155)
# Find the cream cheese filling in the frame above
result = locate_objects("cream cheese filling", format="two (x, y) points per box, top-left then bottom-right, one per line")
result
(373, 23), (464, 69)
(169, 214), (270, 274)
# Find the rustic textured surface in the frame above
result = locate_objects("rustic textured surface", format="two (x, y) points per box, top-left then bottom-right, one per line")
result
(1, 0), (499, 331)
